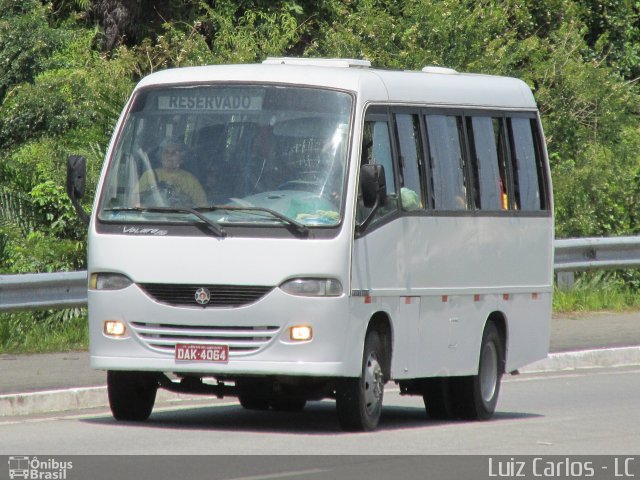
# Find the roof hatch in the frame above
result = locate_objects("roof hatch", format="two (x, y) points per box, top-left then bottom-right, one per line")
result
(421, 66), (459, 74)
(263, 57), (371, 68)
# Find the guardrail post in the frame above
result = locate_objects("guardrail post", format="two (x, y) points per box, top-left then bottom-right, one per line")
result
(556, 271), (575, 291)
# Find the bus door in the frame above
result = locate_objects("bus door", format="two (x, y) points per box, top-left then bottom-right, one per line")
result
(353, 107), (420, 378)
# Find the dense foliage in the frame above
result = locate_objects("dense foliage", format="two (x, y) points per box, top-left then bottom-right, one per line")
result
(1, 0), (639, 275)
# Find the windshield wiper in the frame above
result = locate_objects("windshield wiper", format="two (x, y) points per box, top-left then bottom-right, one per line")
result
(197, 205), (309, 236)
(105, 207), (226, 237)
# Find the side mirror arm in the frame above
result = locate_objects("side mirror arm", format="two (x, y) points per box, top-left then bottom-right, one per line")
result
(355, 196), (381, 234)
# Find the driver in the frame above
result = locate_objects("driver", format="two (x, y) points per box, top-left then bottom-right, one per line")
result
(137, 139), (207, 206)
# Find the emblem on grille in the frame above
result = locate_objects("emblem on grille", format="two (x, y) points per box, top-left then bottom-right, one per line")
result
(195, 287), (211, 305)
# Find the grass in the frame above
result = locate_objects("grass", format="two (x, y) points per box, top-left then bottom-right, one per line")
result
(553, 286), (640, 313)
(0, 308), (88, 354)
(553, 272), (640, 313)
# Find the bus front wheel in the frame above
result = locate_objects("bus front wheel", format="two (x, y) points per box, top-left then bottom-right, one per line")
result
(336, 331), (386, 431)
(107, 370), (158, 421)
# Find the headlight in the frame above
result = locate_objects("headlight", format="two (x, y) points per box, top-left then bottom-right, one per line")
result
(279, 278), (343, 297)
(89, 273), (133, 290)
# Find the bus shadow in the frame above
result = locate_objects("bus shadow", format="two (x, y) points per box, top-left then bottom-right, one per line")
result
(82, 402), (541, 435)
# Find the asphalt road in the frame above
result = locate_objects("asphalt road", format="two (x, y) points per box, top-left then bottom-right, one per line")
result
(1, 366), (639, 456)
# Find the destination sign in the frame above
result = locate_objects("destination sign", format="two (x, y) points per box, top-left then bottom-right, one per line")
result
(158, 93), (263, 111)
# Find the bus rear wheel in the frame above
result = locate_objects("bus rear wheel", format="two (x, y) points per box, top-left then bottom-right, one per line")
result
(336, 331), (386, 431)
(107, 371), (158, 421)
(422, 378), (454, 420)
(451, 322), (504, 420)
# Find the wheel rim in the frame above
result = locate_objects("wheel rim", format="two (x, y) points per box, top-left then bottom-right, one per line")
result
(363, 352), (384, 415)
(480, 341), (498, 403)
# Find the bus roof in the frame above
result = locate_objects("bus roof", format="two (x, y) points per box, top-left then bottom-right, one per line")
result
(136, 58), (537, 110)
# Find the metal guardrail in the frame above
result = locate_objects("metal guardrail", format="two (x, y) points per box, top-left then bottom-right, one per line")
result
(0, 271), (87, 312)
(554, 236), (640, 272)
(2, 236), (640, 312)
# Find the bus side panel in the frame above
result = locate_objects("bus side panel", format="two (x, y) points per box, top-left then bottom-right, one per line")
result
(416, 293), (482, 377)
(352, 215), (553, 379)
(404, 216), (552, 292)
(347, 295), (405, 376)
(501, 292), (552, 373)
(351, 218), (424, 379)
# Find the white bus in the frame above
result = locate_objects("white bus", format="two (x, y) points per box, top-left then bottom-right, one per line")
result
(67, 57), (553, 431)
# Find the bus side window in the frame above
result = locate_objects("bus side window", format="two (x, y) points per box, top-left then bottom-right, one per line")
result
(358, 119), (398, 223)
(467, 116), (507, 211)
(494, 118), (512, 210)
(394, 113), (424, 211)
(371, 121), (395, 196)
(425, 114), (468, 210)
(508, 117), (546, 211)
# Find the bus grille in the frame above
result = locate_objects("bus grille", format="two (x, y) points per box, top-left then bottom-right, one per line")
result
(130, 322), (281, 356)
(138, 283), (273, 308)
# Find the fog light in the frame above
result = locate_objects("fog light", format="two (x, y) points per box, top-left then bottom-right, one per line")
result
(290, 325), (312, 341)
(104, 320), (126, 337)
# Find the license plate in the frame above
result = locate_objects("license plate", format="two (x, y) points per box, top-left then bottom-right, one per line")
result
(175, 343), (229, 363)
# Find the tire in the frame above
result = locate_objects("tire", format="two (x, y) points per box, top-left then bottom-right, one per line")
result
(270, 397), (307, 412)
(451, 322), (504, 420)
(237, 379), (271, 410)
(336, 331), (386, 431)
(238, 394), (270, 410)
(422, 378), (454, 420)
(107, 371), (158, 421)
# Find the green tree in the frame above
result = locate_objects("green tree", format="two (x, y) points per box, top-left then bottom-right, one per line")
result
(0, 23), (132, 274)
(0, 0), (63, 101)
(580, 0), (640, 79)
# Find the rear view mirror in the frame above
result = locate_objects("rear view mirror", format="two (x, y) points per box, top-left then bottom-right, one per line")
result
(67, 155), (86, 199)
(356, 164), (387, 233)
(66, 155), (89, 225)
(360, 163), (387, 209)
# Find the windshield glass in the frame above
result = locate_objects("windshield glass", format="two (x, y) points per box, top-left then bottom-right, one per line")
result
(98, 85), (352, 227)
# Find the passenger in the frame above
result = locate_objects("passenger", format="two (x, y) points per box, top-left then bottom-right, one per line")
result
(137, 139), (207, 207)
(248, 126), (279, 192)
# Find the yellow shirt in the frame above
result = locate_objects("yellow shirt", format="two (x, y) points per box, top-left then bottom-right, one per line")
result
(138, 168), (207, 206)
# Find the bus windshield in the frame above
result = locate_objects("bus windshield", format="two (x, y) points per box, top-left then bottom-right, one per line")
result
(98, 85), (352, 227)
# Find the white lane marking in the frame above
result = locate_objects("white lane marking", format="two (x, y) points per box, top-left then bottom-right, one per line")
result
(506, 367), (640, 383)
